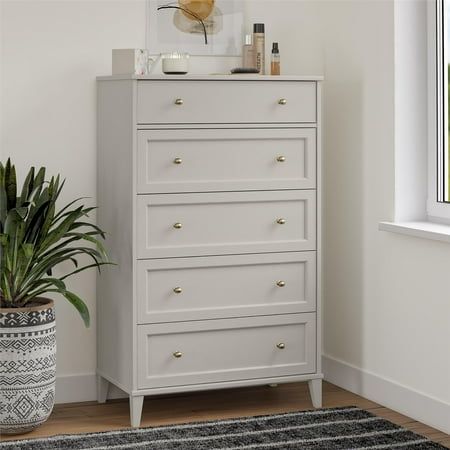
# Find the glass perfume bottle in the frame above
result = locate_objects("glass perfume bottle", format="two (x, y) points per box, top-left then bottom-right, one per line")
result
(271, 42), (280, 76)
(242, 34), (256, 69)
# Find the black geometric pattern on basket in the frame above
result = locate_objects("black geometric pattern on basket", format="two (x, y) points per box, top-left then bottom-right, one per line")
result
(0, 387), (55, 429)
(0, 335), (56, 352)
(0, 369), (55, 386)
(0, 355), (57, 374)
(0, 326), (56, 339)
(0, 309), (55, 328)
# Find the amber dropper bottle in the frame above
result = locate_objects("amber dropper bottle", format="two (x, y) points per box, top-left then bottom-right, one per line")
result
(271, 42), (280, 75)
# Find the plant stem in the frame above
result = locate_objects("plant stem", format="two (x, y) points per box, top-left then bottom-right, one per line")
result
(157, 5), (208, 45)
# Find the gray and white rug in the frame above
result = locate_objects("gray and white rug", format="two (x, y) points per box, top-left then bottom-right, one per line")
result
(0, 406), (446, 449)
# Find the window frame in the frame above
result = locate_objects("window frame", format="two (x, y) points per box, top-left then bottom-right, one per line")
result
(427, 0), (450, 221)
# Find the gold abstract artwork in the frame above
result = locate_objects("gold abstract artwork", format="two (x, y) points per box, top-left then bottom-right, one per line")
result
(148, 0), (243, 56)
(173, 0), (223, 36)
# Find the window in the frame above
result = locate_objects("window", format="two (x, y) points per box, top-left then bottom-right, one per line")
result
(428, 0), (450, 220)
(380, 0), (450, 239)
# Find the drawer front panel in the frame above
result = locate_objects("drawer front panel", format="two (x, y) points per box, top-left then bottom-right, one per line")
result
(137, 252), (316, 324)
(137, 314), (316, 389)
(137, 128), (316, 193)
(136, 190), (316, 258)
(137, 81), (316, 124)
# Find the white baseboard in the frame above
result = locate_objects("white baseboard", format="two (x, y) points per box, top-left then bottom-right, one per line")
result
(323, 354), (450, 434)
(55, 373), (127, 404)
(57, 361), (450, 435)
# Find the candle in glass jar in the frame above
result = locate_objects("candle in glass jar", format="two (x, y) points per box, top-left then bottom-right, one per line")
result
(162, 52), (190, 74)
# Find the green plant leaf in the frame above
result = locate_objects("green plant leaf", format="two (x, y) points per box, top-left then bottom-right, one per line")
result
(36, 277), (67, 292)
(21, 243), (34, 258)
(52, 197), (89, 223)
(0, 163), (7, 229)
(4, 158), (17, 211)
(32, 167), (46, 200)
(19, 167), (35, 205)
(60, 261), (115, 281)
(15, 207), (29, 220)
(66, 233), (108, 259)
(0, 159), (111, 321)
(4, 209), (21, 236)
(63, 291), (90, 327)
(24, 199), (52, 244)
(69, 221), (106, 239)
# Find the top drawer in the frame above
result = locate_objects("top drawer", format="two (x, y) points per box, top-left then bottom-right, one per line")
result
(136, 81), (317, 124)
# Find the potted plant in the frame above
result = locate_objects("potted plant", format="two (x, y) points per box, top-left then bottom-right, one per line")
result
(0, 159), (110, 434)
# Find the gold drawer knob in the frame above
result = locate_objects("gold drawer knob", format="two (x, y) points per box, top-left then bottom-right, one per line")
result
(278, 98), (287, 105)
(277, 343), (286, 349)
(277, 156), (286, 162)
(173, 158), (183, 165)
(173, 351), (183, 358)
(276, 280), (286, 288)
(276, 218), (286, 225)
(174, 98), (184, 105)
(173, 287), (182, 294)
(173, 223), (183, 229)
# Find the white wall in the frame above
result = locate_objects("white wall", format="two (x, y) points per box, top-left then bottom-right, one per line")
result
(2, 0), (450, 433)
(320, 0), (450, 434)
(1, 0), (147, 399)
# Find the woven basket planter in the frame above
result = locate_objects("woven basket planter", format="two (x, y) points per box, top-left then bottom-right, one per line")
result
(0, 298), (56, 434)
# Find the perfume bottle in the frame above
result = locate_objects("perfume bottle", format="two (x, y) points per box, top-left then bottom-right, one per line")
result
(271, 42), (280, 75)
(242, 34), (256, 69)
(253, 23), (265, 74)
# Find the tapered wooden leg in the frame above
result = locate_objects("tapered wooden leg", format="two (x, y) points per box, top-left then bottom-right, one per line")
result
(130, 395), (144, 428)
(97, 375), (109, 404)
(308, 379), (322, 408)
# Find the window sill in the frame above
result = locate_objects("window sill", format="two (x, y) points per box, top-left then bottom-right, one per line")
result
(379, 221), (450, 243)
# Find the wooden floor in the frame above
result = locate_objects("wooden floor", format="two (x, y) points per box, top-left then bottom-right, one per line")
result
(1, 381), (449, 447)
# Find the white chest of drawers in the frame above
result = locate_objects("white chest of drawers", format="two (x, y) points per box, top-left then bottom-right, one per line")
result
(96, 74), (323, 427)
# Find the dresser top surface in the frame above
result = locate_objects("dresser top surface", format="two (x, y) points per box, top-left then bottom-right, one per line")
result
(97, 74), (324, 82)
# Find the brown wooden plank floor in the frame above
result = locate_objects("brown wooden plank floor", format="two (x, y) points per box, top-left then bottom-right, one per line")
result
(1, 381), (449, 447)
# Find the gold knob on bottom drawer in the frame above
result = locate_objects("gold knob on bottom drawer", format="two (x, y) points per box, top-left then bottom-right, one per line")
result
(174, 98), (184, 105)
(173, 287), (182, 294)
(276, 218), (286, 225)
(173, 351), (183, 358)
(277, 343), (285, 349)
(277, 156), (286, 162)
(173, 158), (183, 164)
(173, 222), (182, 229)
(276, 280), (286, 287)
(278, 98), (287, 105)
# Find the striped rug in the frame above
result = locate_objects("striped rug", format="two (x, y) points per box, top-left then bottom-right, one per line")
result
(0, 406), (446, 449)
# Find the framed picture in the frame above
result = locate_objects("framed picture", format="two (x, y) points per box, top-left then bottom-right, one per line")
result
(146, 0), (244, 56)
